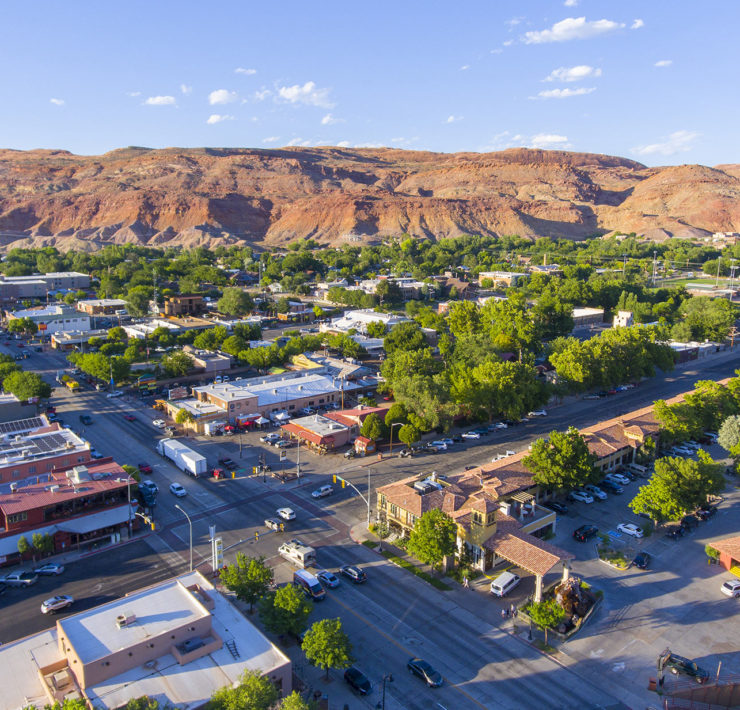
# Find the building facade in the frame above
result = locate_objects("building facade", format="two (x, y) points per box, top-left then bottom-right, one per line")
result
(7, 304), (91, 335)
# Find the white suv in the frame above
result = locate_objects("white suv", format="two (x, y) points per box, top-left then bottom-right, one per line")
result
(721, 580), (740, 598)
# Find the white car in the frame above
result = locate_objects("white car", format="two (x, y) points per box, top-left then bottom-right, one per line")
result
(41, 595), (74, 614)
(311, 485), (334, 499)
(430, 441), (448, 451)
(584, 484), (607, 501)
(617, 523), (644, 538)
(604, 472), (631, 486)
(33, 563), (65, 576)
(493, 422), (508, 430)
(461, 431), (480, 440)
(152, 419), (166, 428)
(568, 490), (594, 504)
(169, 482), (187, 497)
(106, 390), (123, 398)
(277, 507), (296, 521)
(260, 433), (280, 443)
(528, 410), (547, 417)
(721, 580), (740, 598)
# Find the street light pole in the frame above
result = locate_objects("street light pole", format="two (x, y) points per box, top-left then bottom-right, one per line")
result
(174, 504), (193, 572)
(389, 421), (403, 455)
(376, 673), (393, 710)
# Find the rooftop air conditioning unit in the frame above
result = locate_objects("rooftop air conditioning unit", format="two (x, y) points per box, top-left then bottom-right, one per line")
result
(9, 482), (18, 492)
(48, 484), (59, 493)
(116, 613), (137, 628)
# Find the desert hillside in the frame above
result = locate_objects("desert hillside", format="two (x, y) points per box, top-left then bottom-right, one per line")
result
(0, 146), (738, 250)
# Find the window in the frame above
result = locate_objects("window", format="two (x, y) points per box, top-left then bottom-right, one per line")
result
(28, 466), (36, 474)
(379, 494), (386, 509)
(308, 401), (315, 406)
(77, 457), (85, 463)
(288, 405), (295, 410)
(389, 504), (398, 517)
(469, 544), (482, 564)
(8, 512), (28, 524)
(12, 469), (21, 478)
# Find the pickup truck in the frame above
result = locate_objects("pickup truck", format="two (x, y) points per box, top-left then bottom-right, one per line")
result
(218, 456), (237, 469)
(1, 571), (38, 587)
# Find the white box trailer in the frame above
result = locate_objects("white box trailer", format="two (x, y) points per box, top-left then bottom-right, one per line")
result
(204, 420), (227, 436)
(279, 540), (316, 569)
(156, 438), (207, 478)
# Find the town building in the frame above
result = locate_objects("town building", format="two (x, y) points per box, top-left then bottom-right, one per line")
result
(6, 304), (90, 335)
(183, 346), (232, 373)
(613, 310), (634, 328)
(276, 300), (315, 322)
(280, 405), (386, 452)
(571, 307), (605, 329)
(477, 271), (527, 288)
(51, 328), (110, 350)
(528, 264), (563, 277)
(75, 299), (128, 316)
(711, 535), (740, 573)
(0, 570), (291, 709)
(164, 294), (205, 316)
(0, 392), (38, 423)
(0, 417), (91, 485)
(0, 272), (90, 303)
(0, 460), (135, 566)
(321, 309), (410, 335)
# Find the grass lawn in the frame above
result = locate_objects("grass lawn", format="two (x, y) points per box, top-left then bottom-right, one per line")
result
(380, 550), (452, 590)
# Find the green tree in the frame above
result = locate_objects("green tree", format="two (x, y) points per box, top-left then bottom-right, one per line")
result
(17, 535), (31, 558)
(207, 668), (278, 710)
(629, 455), (725, 522)
(684, 380), (739, 432)
(653, 400), (703, 445)
(279, 691), (312, 710)
(175, 409), (194, 425)
(383, 321), (426, 355)
(126, 286), (152, 317)
(365, 320), (387, 338)
(360, 412), (385, 441)
(524, 427), (598, 491)
(447, 300), (481, 338)
(217, 287), (255, 316)
(384, 403), (408, 428)
(301, 618), (354, 680)
(258, 583), (312, 636)
(276, 297), (291, 314)
(32, 532), (54, 557)
(482, 293), (537, 361)
(120, 697), (165, 710)
(681, 296), (736, 341)
(398, 423), (421, 448)
(718, 414), (740, 457)
(161, 350), (194, 377)
(406, 509), (457, 570)
(3, 371), (52, 400)
(219, 553), (273, 613)
(528, 599), (566, 644)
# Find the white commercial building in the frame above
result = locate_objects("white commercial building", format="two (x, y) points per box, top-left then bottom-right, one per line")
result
(321, 308), (409, 335)
(7, 304), (90, 335)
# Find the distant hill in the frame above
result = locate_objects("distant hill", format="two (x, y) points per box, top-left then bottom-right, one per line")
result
(0, 145), (738, 251)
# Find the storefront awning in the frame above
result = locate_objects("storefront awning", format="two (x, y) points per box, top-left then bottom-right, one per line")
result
(256, 416), (271, 425)
(274, 412), (290, 422)
(55, 505), (134, 534)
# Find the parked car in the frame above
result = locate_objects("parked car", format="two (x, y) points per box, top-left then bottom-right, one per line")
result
(138, 462), (153, 474)
(461, 431), (481, 440)
(617, 523), (644, 538)
(169, 482), (187, 497)
(665, 527), (684, 540)
(264, 518), (283, 531)
(584, 484), (607, 501)
(697, 504), (718, 520)
(600, 479), (624, 494)
(546, 501), (568, 515)
(721, 579), (740, 598)
(79, 414), (93, 425)
(664, 654), (709, 684)
(430, 441), (448, 450)
(573, 525), (598, 542)
(311, 485), (334, 499)
(106, 390), (123, 398)
(490, 571), (521, 597)
(139, 480), (159, 495)
(40, 595), (74, 614)
(528, 410), (547, 417)
(407, 657), (443, 688)
(1, 571), (38, 586)
(632, 552), (650, 570)
(260, 433), (280, 444)
(344, 666), (372, 695)
(568, 490), (594, 504)
(218, 456), (237, 469)
(277, 507), (296, 521)
(340, 565), (367, 583)
(604, 472), (631, 486)
(274, 439), (291, 448)
(152, 419), (166, 428)
(33, 563), (65, 576)
(317, 570), (340, 588)
(344, 449), (357, 459)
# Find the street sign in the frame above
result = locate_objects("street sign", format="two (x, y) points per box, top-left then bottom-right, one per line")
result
(212, 536), (223, 572)
(209, 525), (216, 541)
(279, 450), (287, 461)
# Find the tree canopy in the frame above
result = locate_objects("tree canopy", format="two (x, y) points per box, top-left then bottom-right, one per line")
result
(207, 668), (279, 710)
(524, 427), (598, 491)
(219, 553), (273, 612)
(258, 583), (312, 637)
(3, 370), (51, 400)
(406, 509), (457, 569)
(301, 618), (354, 680)
(217, 287), (255, 316)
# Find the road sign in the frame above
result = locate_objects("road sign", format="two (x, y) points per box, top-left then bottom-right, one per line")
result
(280, 450), (287, 461)
(212, 536), (223, 572)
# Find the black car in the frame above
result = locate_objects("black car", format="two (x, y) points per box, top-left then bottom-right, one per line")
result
(407, 657), (443, 687)
(546, 501), (569, 515)
(451, 435), (463, 443)
(344, 667), (372, 695)
(632, 552), (650, 569)
(573, 524), (598, 542)
(665, 654), (709, 684)
(600, 479), (624, 494)
(340, 565), (367, 584)
(79, 414), (93, 425)
(619, 469), (638, 481)
(665, 528), (683, 540)
(219, 456), (237, 469)
(696, 505), (717, 520)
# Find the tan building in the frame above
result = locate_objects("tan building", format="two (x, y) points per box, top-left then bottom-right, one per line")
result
(164, 295), (205, 316)
(477, 271), (527, 288)
(75, 299), (128, 315)
(0, 571), (291, 709)
(571, 307), (605, 329)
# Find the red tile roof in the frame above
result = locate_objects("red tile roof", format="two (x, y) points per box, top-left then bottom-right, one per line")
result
(280, 422), (335, 446)
(483, 525), (574, 577)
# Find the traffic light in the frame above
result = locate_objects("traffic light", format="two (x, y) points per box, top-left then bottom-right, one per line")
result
(252, 466), (257, 474)
(279, 522), (284, 532)
(254, 531), (260, 542)
(332, 475), (337, 483)
(150, 521), (155, 531)
(341, 478), (346, 488)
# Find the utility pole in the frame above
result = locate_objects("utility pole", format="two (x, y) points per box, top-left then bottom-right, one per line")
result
(652, 251), (658, 287)
(716, 256), (722, 288)
(729, 259), (736, 301)
(622, 254), (627, 276)
(296, 438), (301, 479)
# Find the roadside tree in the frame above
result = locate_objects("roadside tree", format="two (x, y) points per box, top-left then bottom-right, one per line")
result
(258, 583), (312, 637)
(718, 414), (740, 457)
(217, 288), (255, 316)
(161, 350), (194, 377)
(17, 535), (31, 558)
(528, 599), (566, 644)
(219, 553), (273, 613)
(384, 402), (408, 428)
(279, 692), (312, 710)
(383, 321), (426, 355)
(207, 668), (278, 710)
(406, 509), (457, 570)
(301, 618), (354, 680)
(3, 371), (51, 400)
(398, 423), (421, 448)
(360, 412), (385, 441)
(524, 427), (598, 491)
(175, 409), (194, 425)
(32, 532), (54, 558)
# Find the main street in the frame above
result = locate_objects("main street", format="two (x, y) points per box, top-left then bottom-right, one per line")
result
(0, 343), (738, 708)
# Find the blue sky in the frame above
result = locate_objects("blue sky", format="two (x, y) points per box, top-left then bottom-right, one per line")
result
(1, 1), (738, 166)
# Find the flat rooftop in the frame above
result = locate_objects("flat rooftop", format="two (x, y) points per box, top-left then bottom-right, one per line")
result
(289, 414), (349, 437)
(0, 425), (88, 469)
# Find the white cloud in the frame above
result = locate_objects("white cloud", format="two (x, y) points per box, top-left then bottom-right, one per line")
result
(631, 18), (644, 29)
(354, 142), (384, 148)
(490, 48), (503, 54)
(277, 81), (333, 108)
(523, 17), (624, 44)
(321, 113), (343, 125)
(235, 67), (257, 75)
(180, 84), (192, 95)
(506, 16), (524, 27)
(144, 95), (176, 106)
(126, 91), (141, 97)
(545, 65), (601, 82)
(206, 114), (234, 124)
(254, 89), (271, 101)
(530, 133), (570, 149)
(49, 98), (64, 106)
(632, 130), (700, 156)
(209, 89), (238, 105)
(535, 87), (596, 99)
(655, 59), (673, 68)
(445, 115), (463, 124)
(564, 0), (578, 6)
(503, 40), (514, 47)
(262, 136), (280, 143)
(336, 141), (352, 148)
(287, 137), (313, 147)
(459, 64), (470, 71)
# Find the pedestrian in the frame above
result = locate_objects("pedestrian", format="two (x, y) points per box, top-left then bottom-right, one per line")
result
(463, 576), (469, 589)
(501, 608), (507, 620)
(510, 603), (516, 617)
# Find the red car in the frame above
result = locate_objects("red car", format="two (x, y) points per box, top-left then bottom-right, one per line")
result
(123, 414), (136, 422)
(138, 462), (153, 474)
